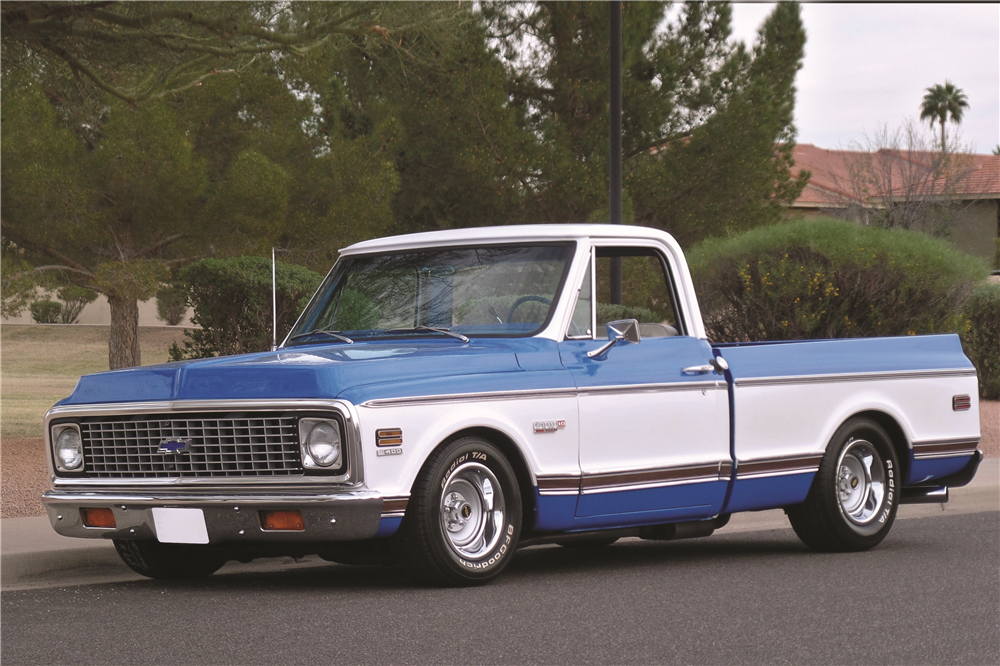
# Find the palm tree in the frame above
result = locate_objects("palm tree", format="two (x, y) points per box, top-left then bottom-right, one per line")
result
(919, 81), (969, 151)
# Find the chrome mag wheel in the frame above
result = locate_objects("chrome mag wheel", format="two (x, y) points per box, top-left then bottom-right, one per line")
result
(836, 439), (886, 526)
(786, 417), (899, 552)
(440, 462), (506, 560)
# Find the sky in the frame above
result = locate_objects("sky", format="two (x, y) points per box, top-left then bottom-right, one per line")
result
(730, 2), (1000, 154)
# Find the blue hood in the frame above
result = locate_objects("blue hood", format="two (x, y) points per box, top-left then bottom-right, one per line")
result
(61, 339), (565, 405)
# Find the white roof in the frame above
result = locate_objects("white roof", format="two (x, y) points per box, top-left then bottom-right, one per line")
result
(340, 224), (678, 255)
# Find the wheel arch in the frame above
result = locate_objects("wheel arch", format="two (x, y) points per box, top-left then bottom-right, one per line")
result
(843, 410), (911, 482)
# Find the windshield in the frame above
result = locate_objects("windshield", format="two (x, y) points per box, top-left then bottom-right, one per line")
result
(287, 243), (575, 344)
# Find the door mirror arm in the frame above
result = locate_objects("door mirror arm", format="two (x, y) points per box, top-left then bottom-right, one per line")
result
(587, 319), (641, 359)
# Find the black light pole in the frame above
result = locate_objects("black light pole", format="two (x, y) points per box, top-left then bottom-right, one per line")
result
(609, 0), (623, 304)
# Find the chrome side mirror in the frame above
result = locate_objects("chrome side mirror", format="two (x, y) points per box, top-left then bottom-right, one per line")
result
(587, 319), (641, 359)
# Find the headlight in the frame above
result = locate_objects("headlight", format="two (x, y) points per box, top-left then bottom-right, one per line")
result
(299, 419), (342, 469)
(53, 425), (84, 472)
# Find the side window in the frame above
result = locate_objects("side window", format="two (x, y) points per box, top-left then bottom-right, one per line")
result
(595, 248), (682, 338)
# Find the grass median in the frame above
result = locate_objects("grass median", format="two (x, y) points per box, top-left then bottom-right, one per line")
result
(1, 324), (190, 517)
(1, 324), (189, 439)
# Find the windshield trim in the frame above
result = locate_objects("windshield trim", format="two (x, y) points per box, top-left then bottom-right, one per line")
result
(281, 241), (578, 347)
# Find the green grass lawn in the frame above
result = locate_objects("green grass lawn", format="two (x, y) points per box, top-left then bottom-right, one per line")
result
(1, 324), (190, 439)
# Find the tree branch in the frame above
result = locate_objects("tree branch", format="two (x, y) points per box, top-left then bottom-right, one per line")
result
(1, 223), (95, 276)
(135, 233), (187, 258)
(40, 39), (140, 105)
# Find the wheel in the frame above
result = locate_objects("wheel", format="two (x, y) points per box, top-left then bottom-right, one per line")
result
(393, 437), (522, 586)
(786, 417), (899, 552)
(114, 539), (226, 579)
(506, 295), (552, 323)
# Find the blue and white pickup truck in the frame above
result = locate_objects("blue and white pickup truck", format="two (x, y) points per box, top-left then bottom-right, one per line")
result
(43, 225), (983, 585)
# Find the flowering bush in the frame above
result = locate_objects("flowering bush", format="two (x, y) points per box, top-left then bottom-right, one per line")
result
(687, 218), (986, 342)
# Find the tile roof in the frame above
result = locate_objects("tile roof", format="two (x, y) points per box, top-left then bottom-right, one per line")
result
(790, 144), (1000, 208)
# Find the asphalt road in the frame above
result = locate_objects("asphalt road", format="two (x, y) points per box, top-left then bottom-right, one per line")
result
(2, 512), (997, 666)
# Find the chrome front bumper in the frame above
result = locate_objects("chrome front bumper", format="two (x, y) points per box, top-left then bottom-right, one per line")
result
(42, 488), (388, 544)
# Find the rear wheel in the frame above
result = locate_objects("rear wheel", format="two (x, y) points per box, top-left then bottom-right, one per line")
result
(786, 417), (899, 551)
(393, 437), (521, 586)
(114, 539), (226, 579)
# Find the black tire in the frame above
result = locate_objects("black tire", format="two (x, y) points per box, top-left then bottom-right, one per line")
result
(786, 417), (899, 552)
(114, 539), (226, 579)
(393, 437), (521, 586)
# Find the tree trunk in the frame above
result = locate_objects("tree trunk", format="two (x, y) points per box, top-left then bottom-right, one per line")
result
(940, 120), (947, 152)
(108, 294), (141, 369)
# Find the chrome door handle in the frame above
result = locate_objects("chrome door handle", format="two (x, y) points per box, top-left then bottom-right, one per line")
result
(682, 357), (729, 375)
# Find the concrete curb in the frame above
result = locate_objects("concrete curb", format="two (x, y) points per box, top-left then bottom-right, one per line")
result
(3, 459), (996, 590)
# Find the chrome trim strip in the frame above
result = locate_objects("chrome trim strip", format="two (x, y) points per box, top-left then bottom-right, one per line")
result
(581, 463), (724, 492)
(381, 496), (410, 518)
(577, 381), (721, 396)
(581, 475), (721, 495)
(44, 399), (364, 489)
(361, 381), (721, 409)
(536, 475), (581, 494)
(537, 461), (732, 496)
(734, 368), (977, 388)
(735, 454), (823, 479)
(911, 438), (981, 460)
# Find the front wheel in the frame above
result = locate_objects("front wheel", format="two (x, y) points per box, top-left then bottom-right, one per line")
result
(114, 539), (226, 579)
(393, 437), (521, 586)
(786, 417), (899, 552)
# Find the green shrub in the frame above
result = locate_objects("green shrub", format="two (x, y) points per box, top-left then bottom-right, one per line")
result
(687, 218), (987, 342)
(961, 283), (1000, 399)
(595, 303), (659, 325)
(29, 299), (62, 324)
(168, 257), (322, 360)
(56, 285), (98, 324)
(156, 285), (188, 326)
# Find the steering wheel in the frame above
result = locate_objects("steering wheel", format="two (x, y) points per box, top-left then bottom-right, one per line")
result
(507, 295), (552, 324)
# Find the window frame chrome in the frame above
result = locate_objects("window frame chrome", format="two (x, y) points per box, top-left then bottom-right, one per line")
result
(586, 241), (689, 339)
(44, 399), (364, 489)
(565, 249), (596, 340)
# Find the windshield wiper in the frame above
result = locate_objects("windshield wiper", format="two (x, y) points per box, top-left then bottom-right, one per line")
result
(384, 326), (470, 343)
(288, 329), (354, 344)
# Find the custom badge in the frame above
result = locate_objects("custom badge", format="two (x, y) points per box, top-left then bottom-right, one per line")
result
(532, 419), (566, 434)
(157, 438), (192, 455)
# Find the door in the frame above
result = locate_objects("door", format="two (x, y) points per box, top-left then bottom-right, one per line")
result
(559, 246), (731, 528)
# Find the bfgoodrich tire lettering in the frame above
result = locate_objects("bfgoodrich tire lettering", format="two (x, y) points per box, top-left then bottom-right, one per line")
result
(393, 437), (521, 586)
(113, 539), (226, 579)
(786, 417), (899, 552)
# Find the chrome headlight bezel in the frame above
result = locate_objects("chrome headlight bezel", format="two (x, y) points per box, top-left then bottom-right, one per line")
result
(299, 417), (344, 472)
(52, 424), (85, 472)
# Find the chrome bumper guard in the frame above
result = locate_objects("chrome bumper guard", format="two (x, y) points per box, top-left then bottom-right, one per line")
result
(42, 489), (385, 544)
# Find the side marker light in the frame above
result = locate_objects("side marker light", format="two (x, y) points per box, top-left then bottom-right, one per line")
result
(259, 510), (305, 531)
(80, 508), (116, 529)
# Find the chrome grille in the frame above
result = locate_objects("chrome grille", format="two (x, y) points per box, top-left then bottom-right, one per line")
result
(79, 413), (303, 478)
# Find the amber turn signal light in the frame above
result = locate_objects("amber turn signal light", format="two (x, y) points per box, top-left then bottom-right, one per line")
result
(259, 510), (305, 531)
(80, 508), (116, 529)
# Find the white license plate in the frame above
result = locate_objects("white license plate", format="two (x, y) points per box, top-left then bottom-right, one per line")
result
(152, 508), (210, 544)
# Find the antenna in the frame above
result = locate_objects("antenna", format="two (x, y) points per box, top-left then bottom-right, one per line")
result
(272, 247), (277, 351)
